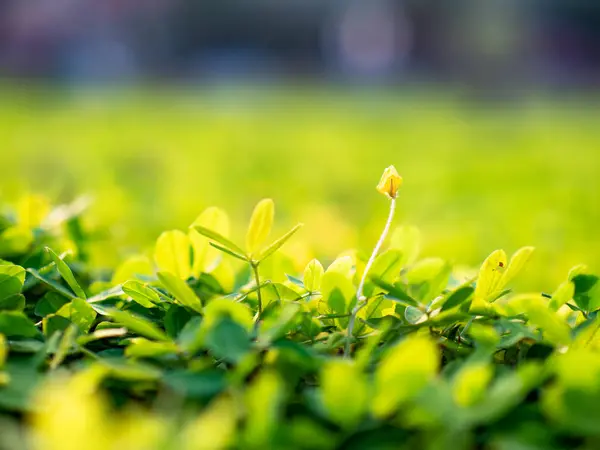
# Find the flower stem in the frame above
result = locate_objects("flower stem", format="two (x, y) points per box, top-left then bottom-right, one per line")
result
(345, 197), (396, 358)
(251, 262), (263, 318)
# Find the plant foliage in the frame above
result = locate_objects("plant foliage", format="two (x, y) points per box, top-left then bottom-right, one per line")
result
(0, 193), (599, 450)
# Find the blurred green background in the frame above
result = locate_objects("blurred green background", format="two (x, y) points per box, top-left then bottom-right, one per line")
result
(1, 86), (598, 290)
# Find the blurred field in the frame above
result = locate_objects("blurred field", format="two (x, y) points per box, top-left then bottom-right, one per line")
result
(0, 85), (599, 290)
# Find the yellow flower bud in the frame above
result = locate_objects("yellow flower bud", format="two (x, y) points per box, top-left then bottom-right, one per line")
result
(376, 165), (402, 198)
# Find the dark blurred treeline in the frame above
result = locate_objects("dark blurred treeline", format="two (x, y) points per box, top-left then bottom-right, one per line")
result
(0, 0), (599, 88)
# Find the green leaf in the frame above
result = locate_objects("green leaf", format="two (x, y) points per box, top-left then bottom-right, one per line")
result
(99, 358), (162, 381)
(49, 324), (78, 370)
(258, 303), (300, 345)
(0, 263), (25, 302)
(321, 359), (368, 428)
(404, 305), (426, 324)
(122, 280), (160, 308)
(372, 335), (439, 418)
(369, 249), (403, 285)
(209, 242), (248, 262)
(164, 305), (192, 339)
(244, 370), (284, 448)
(105, 308), (170, 342)
(405, 258), (450, 301)
(56, 298), (97, 333)
(192, 225), (246, 259)
(34, 292), (70, 317)
(303, 259), (324, 292)
(0, 294), (25, 312)
(26, 268), (76, 300)
(572, 274), (600, 313)
(500, 246), (535, 287)
(257, 223), (303, 262)
(521, 297), (572, 347)
(549, 281), (575, 312)
(452, 362), (494, 407)
(162, 370), (226, 399)
(205, 318), (251, 363)
(0, 312), (41, 339)
(154, 230), (192, 280)
(441, 286), (474, 312)
(125, 338), (179, 359)
(111, 255), (153, 285)
(42, 314), (71, 337)
(157, 271), (203, 314)
(326, 256), (353, 279)
(246, 198), (275, 255)
(321, 272), (355, 317)
(200, 298), (253, 343)
(45, 247), (86, 299)
(474, 249), (507, 302)
(189, 207), (231, 275)
(370, 277), (419, 307)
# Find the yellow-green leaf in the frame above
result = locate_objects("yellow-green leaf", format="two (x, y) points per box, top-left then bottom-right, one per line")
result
(56, 298), (97, 333)
(321, 360), (368, 428)
(154, 230), (192, 280)
(106, 308), (170, 342)
(122, 280), (161, 308)
(474, 249), (507, 302)
(46, 247), (86, 299)
(257, 223), (303, 262)
(549, 281), (575, 312)
(111, 256), (153, 285)
(373, 334), (439, 418)
(125, 338), (179, 358)
(326, 256), (354, 280)
(189, 207), (230, 276)
(244, 370), (283, 448)
(49, 324), (78, 370)
(453, 363), (494, 407)
(303, 259), (324, 292)
(157, 271), (203, 314)
(499, 246), (535, 287)
(370, 250), (403, 285)
(246, 198), (274, 255)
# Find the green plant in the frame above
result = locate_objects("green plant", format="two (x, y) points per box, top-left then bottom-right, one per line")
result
(1, 168), (600, 450)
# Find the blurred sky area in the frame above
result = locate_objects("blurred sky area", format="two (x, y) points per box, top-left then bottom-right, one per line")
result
(1, 0), (599, 89)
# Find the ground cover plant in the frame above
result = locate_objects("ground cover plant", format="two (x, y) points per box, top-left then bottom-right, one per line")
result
(2, 87), (600, 289)
(1, 166), (600, 449)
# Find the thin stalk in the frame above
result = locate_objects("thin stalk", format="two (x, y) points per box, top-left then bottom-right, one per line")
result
(251, 262), (263, 318)
(345, 198), (396, 358)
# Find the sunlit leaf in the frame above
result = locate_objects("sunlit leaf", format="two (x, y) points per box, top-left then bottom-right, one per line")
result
(157, 271), (203, 314)
(257, 223), (303, 262)
(122, 280), (160, 309)
(56, 298), (96, 333)
(46, 247), (86, 299)
(246, 198), (274, 255)
(189, 207), (231, 276)
(303, 259), (324, 293)
(321, 359), (368, 428)
(474, 249), (507, 302)
(154, 230), (192, 280)
(105, 308), (170, 342)
(373, 335), (439, 418)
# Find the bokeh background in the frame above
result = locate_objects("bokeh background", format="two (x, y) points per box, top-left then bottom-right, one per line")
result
(1, 0), (599, 290)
